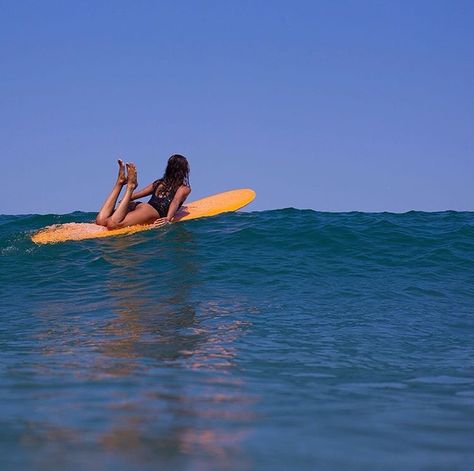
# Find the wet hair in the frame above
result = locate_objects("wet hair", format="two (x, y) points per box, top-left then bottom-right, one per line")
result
(155, 154), (190, 194)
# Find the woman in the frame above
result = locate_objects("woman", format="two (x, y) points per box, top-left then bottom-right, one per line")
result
(96, 154), (191, 230)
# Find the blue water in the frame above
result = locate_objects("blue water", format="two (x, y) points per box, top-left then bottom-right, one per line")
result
(1, 210), (474, 470)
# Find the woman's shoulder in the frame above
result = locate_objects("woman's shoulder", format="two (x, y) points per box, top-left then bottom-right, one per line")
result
(178, 184), (191, 195)
(151, 179), (163, 191)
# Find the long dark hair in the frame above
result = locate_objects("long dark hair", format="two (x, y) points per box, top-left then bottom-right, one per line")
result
(155, 154), (190, 194)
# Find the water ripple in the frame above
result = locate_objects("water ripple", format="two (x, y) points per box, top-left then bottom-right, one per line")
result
(0, 210), (473, 469)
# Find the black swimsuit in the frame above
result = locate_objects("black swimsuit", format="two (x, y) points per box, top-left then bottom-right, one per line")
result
(147, 181), (181, 217)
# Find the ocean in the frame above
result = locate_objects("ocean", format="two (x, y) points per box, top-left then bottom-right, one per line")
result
(1, 209), (473, 470)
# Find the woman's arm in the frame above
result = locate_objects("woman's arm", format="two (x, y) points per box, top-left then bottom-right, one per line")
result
(130, 183), (154, 201)
(164, 186), (191, 222)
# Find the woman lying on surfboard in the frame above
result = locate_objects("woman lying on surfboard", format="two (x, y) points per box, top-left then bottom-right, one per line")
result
(96, 154), (191, 230)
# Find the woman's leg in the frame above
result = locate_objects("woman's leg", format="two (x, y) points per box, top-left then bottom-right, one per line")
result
(105, 163), (157, 229)
(96, 159), (127, 226)
(107, 203), (160, 229)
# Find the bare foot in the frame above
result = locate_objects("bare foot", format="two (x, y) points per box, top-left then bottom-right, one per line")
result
(126, 162), (138, 190)
(117, 159), (127, 185)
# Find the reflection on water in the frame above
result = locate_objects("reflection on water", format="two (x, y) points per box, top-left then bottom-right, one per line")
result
(99, 230), (201, 371)
(19, 229), (257, 468)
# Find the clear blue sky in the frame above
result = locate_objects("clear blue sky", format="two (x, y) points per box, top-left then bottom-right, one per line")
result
(1, 0), (473, 214)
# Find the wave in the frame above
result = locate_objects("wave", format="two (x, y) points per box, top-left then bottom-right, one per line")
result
(2, 210), (473, 294)
(1, 209), (474, 252)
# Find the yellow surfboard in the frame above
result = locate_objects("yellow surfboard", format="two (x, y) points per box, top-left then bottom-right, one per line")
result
(31, 189), (255, 244)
